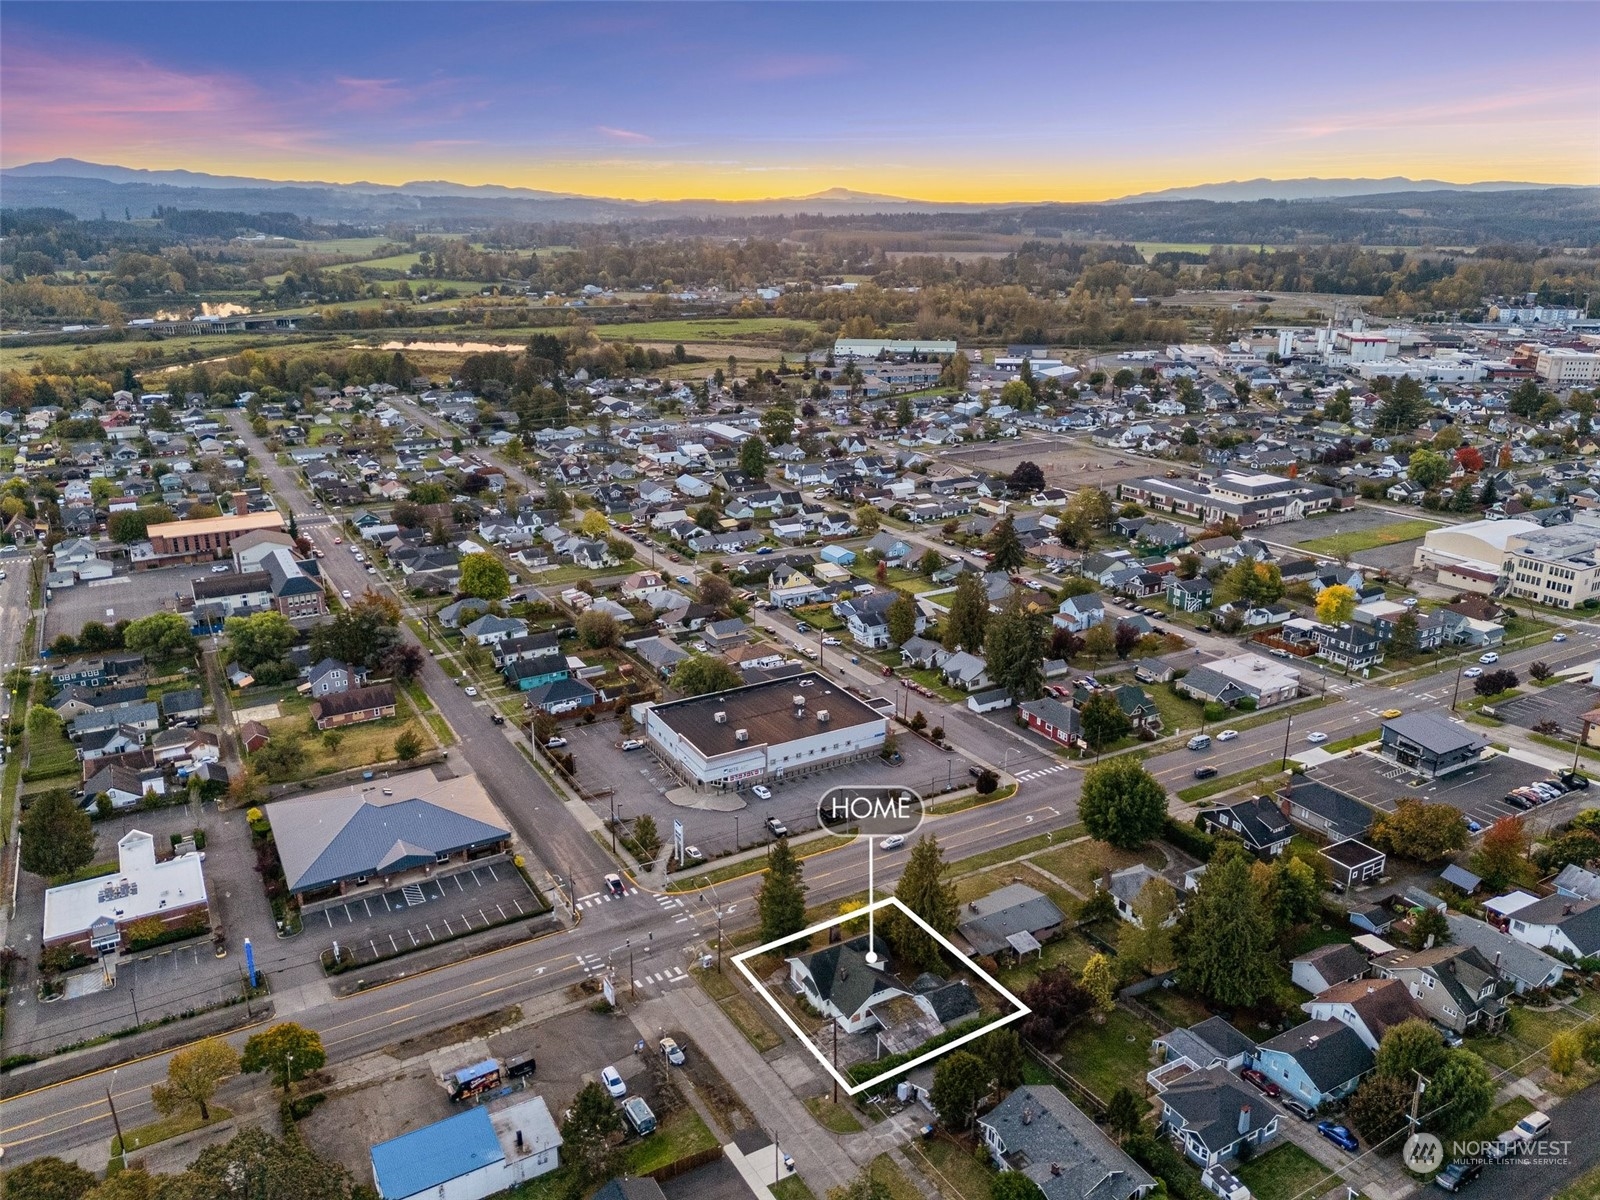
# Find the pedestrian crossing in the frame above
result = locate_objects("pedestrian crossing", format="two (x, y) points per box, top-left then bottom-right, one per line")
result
(574, 887), (639, 910)
(1015, 762), (1071, 783)
(575, 952), (606, 976)
(656, 894), (694, 926)
(633, 965), (690, 990)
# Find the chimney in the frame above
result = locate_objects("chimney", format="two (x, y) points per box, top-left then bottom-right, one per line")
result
(1564, 904), (1574, 916)
(1050, 1164), (1062, 1178)
(1307, 1035), (1319, 1047)
(1279, 797), (1292, 819)
(232, 491), (248, 517)
(1238, 1104), (1252, 1136)
(515, 1130), (524, 1151)
(1022, 1105), (1034, 1126)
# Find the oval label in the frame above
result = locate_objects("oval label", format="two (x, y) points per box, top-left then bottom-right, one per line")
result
(817, 785), (925, 837)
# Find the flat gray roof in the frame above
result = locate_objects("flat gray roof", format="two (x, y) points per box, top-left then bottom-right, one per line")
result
(650, 671), (883, 757)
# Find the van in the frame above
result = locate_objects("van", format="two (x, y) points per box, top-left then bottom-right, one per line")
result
(622, 1096), (656, 1135)
(1187, 734), (1212, 751)
(1512, 1111), (1551, 1143)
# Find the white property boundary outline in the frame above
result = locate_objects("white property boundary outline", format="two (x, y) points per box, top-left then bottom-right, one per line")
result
(731, 895), (1031, 1097)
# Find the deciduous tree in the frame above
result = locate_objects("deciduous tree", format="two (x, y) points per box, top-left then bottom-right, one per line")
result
(671, 654), (744, 697)
(458, 553), (510, 601)
(151, 1038), (239, 1121)
(929, 1050), (988, 1130)
(2, 1158), (97, 1200)
(1080, 953), (1116, 1015)
(240, 1022), (325, 1092)
(123, 611), (197, 659)
(1425, 1049), (1495, 1136)
(20, 791), (95, 879)
(1376, 1019), (1448, 1080)
(1079, 689), (1132, 750)
(1370, 799), (1468, 864)
(1314, 584), (1358, 626)
(1118, 877), (1177, 972)
(1079, 758), (1167, 849)
(1471, 816), (1530, 890)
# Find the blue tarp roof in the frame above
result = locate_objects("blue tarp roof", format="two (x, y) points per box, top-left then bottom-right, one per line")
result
(371, 1107), (503, 1200)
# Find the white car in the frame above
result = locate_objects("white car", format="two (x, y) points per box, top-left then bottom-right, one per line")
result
(822, 636), (842, 647)
(210, 564), (231, 574)
(682, 845), (704, 861)
(600, 1066), (626, 1098)
(1553, 633), (1568, 642)
(879, 835), (905, 851)
(1479, 652), (1500, 664)
(545, 737), (567, 748)
(1306, 731), (1328, 744)
(341, 589), (352, 599)
(1216, 729), (1240, 742)
(1402, 597), (1419, 607)
(464, 686), (478, 697)
(751, 785), (773, 800)
(620, 739), (645, 751)
(1463, 666), (1484, 678)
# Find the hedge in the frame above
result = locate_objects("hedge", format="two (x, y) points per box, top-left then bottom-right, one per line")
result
(1163, 816), (1216, 861)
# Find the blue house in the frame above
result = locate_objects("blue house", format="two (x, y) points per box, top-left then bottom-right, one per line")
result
(1251, 1019), (1372, 1109)
(504, 658), (572, 691)
(821, 545), (857, 566)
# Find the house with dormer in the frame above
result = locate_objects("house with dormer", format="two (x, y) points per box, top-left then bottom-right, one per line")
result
(787, 935), (905, 1033)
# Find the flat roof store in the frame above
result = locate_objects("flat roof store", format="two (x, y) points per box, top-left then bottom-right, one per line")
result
(642, 671), (888, 790)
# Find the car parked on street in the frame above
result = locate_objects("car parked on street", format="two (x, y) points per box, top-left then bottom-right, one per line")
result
(1281, 1098), (1316, 1122)
(545, 736), (568, 748)
(1434, 1161), (1483, 1192)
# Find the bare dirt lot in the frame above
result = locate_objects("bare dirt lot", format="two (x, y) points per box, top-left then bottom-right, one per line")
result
(939, 435), (1160, 496)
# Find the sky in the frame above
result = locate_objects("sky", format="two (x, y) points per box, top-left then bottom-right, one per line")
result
(3, 2), (1598, 203)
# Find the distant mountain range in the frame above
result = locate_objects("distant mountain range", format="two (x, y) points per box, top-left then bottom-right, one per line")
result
(1110, 177), (1565, 203)
(2, 159), (1595, 244)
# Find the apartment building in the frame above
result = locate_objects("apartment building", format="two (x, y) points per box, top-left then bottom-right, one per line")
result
(1503, 519), (1600, 609)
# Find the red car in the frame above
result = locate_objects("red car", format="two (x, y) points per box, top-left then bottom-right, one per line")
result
(1240, 1068), (1280, 1098)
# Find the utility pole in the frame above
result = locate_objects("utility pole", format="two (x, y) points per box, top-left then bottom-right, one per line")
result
(1280, 710), (1294, 770)
(106, 1073), (127, 1169)
(1451, 660), (1466, 711)
(1408, 1068), (1429, 1132)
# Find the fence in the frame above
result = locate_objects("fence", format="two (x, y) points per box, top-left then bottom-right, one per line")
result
(1023, 1041), (1106, 1115)
(646, 1145), (723, 1182)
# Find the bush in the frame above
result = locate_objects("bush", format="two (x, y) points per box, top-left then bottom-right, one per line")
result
(1202, 702), (1227, 723)
(975, 769), (999, 795)
(1163, 815), (1216, 861)
(1235, 696), (1257, 711)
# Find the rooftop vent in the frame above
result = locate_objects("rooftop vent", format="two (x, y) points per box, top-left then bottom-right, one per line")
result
(792, 694), (807, 708)
(713, 711), (727, 724)
(817, 709), (831, 723)
(735, 728), (749, 743)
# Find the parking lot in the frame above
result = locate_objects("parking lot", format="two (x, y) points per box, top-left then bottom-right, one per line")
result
(558, 715), (958, 860)
(307, 857), (542, 968)
(43, 560), (220, 643)
(1309, 749), (1560, 829)
(1490, 680), (1600, 739)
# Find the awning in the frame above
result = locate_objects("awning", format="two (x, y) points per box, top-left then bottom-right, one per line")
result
(1005, 930), (1043, 957)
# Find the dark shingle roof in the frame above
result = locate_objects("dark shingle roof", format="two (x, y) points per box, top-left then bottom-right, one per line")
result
(272, 796), (510, 893)
(1259, 1019), (1373, 1093)
(980, 1085), (1154, 1200)
(957, 883), (1065, 956)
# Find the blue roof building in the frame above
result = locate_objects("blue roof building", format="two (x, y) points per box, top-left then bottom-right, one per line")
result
(370, 1095), (561, 1200)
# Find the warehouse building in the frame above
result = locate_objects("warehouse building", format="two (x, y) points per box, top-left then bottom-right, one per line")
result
(641, 671), (888, 789)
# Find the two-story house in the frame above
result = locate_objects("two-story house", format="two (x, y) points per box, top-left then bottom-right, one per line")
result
(787, 935), (904, 1034)
(978, 1085), (1156, 1200)
(1250, 1019), (1373, 1110)
(1372, 944), (1512, 1034)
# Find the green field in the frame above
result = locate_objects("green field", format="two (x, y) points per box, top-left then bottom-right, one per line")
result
(1234, 1143), (1339, 1200)
(593, 317), (816, 343)
(349, 252), (426, 272)
(1296, 519), (1440, 556)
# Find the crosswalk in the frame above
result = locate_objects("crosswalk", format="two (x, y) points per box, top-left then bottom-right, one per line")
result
(656, 894), (694, 927)
(575, 951), (606, 976)
(574, 886), (638, 910)
(1015, 762), (1071, 783)
(634, 965), (689, 990)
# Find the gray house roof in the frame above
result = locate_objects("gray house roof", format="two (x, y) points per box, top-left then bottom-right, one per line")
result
(789, 935), (897, 1020)
(269, 794), (510, 893)
(1161, 1066), (1273, 1154)
(1444, 914), (1565, 991)
(1259, 1019), (1373, 1093)
(957, 883), (1065, 956)
(980, 1085), (1155, 1200)
(1382, 712), (1487, 756)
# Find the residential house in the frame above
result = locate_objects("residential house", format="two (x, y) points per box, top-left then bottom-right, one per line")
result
(1319, 840), (1387, 890)
(1151, 1018), (1258, 1077)
(1303, 978), (1428, 1054)
(310, 684), (398, 730)
(1444, 914), (1566, 993)
(1103, 864), (1177, 926)
(1504, 894), (1600, 961)
(158, 688), (207, 722)
(307, 658), (355, 697)
(1373, 944), (1513, 1034)
(787, 935), (904, 1033)
(1279, 780), (1377, 843)
(461, 614), (527, 647)
(1018, 697), (1080, 750)
(1198, 795), (1293, 856)
(956, 884), (1065, 959)
(82, 763), (166, 810)
(1156, 1066), (1279, 1167)
(1313, 623), (1384, 671)
(1053, 594), (1105, 633)
(978, 1086), (1156, 1200)
(940, 651), (991, 692)
(240, 721), (271, 752)
(1250, 1020), (1373, 1109)
(898, 636), (950, 670)
(1290, 944), (1369, 996)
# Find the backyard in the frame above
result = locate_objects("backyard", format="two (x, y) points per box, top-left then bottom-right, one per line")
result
(1053, 1006), (1157, 1105)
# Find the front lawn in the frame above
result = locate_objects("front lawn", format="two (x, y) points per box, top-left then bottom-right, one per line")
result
(623, 1106), (718, 1175)
(1234, 1142), (1339, 1200)
(1055, 1007), (1157, 1104)
(803, 1094), (863, 1134)
(906, 1137), (997, 1200)
(1032, 840), (1168, 896)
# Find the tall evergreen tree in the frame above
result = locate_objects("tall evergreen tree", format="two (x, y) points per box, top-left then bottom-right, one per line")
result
(756, 838), (808, 946)
(885, 591), (918, 647)
(987, 515), (1026, 572)
(943, 572), (990, 651)
(1177, 843), (1274, 1007)
(891, 834), (959, 970)
(983, 594), (1045, 702)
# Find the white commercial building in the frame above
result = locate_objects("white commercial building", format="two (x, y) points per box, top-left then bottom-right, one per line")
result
(1414, 518), (1541, 593)
(42, 829), (208, 953)
(1503, 517), (1600, 609)
(1537, 348), (1600, 387)
(641, 671), (888, 789)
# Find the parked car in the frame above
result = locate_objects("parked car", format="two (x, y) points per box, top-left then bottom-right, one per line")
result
(621, 739), (645, 751)
(1240, 1068), (1280, 1097)
(600, 1066), (627, 1098)
(210, 563), (231, 574)
(1479, 652), (1500, 664)
(659, 1037), (686, 1066)
(765, 816), (789, 837)
(682, 846), (704, 861)
(1435, 1023), (1465, 1048)
(1434, 1161), (1484, 1192)
(968, 764), (986, 778)
(491, 713), (505, 726)
(1281, 1098), (1317, 1122)
(823, 636), (842, 646)
(545, 736), (568, 748)
(1560, 770), (1590, 790)
(1317, 1122), (1359, 1152)
(751, 785), (773, 800)
(675, 575), (692, 585)
(341, 589), (352, 599)
(465, 686), (479, 697)
(795, 621), (812, 634)
(1216, 729), (1239, 741)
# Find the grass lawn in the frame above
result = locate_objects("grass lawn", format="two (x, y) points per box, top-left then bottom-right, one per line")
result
(955, 863), (1080, 914)
(1055, 1008), (1157, 1104)
(803, 1094), (864, 1134)
(1484, 1004), (1587, 1071)
(906, 1137), (996, 1200)
(1135, 985), (1213, 1028)
(1179, 766), (1290, 805)
(24, 722), (80, 780)
(694, 966), (783, 1052)
(1296, 519), (1439, 557)
(904, 667), (968, 704)
(1457, 1096), (1534, 1152)
(868, 1154), (927, 1200)
(1146, 685), (1210, 738)
(624, 1106), (718, 1175)
(1234, 1142), (1339, 1200)
(593, 317), (817, 343)
(1556, 1162), (1600, 1200)
(260, 709), (426, 780)
(1032, 839), (1167, 895)
(111, 1107), (231, 1155)
(772, 1177), (819, 1200)
(994, 929), (1101, 991)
